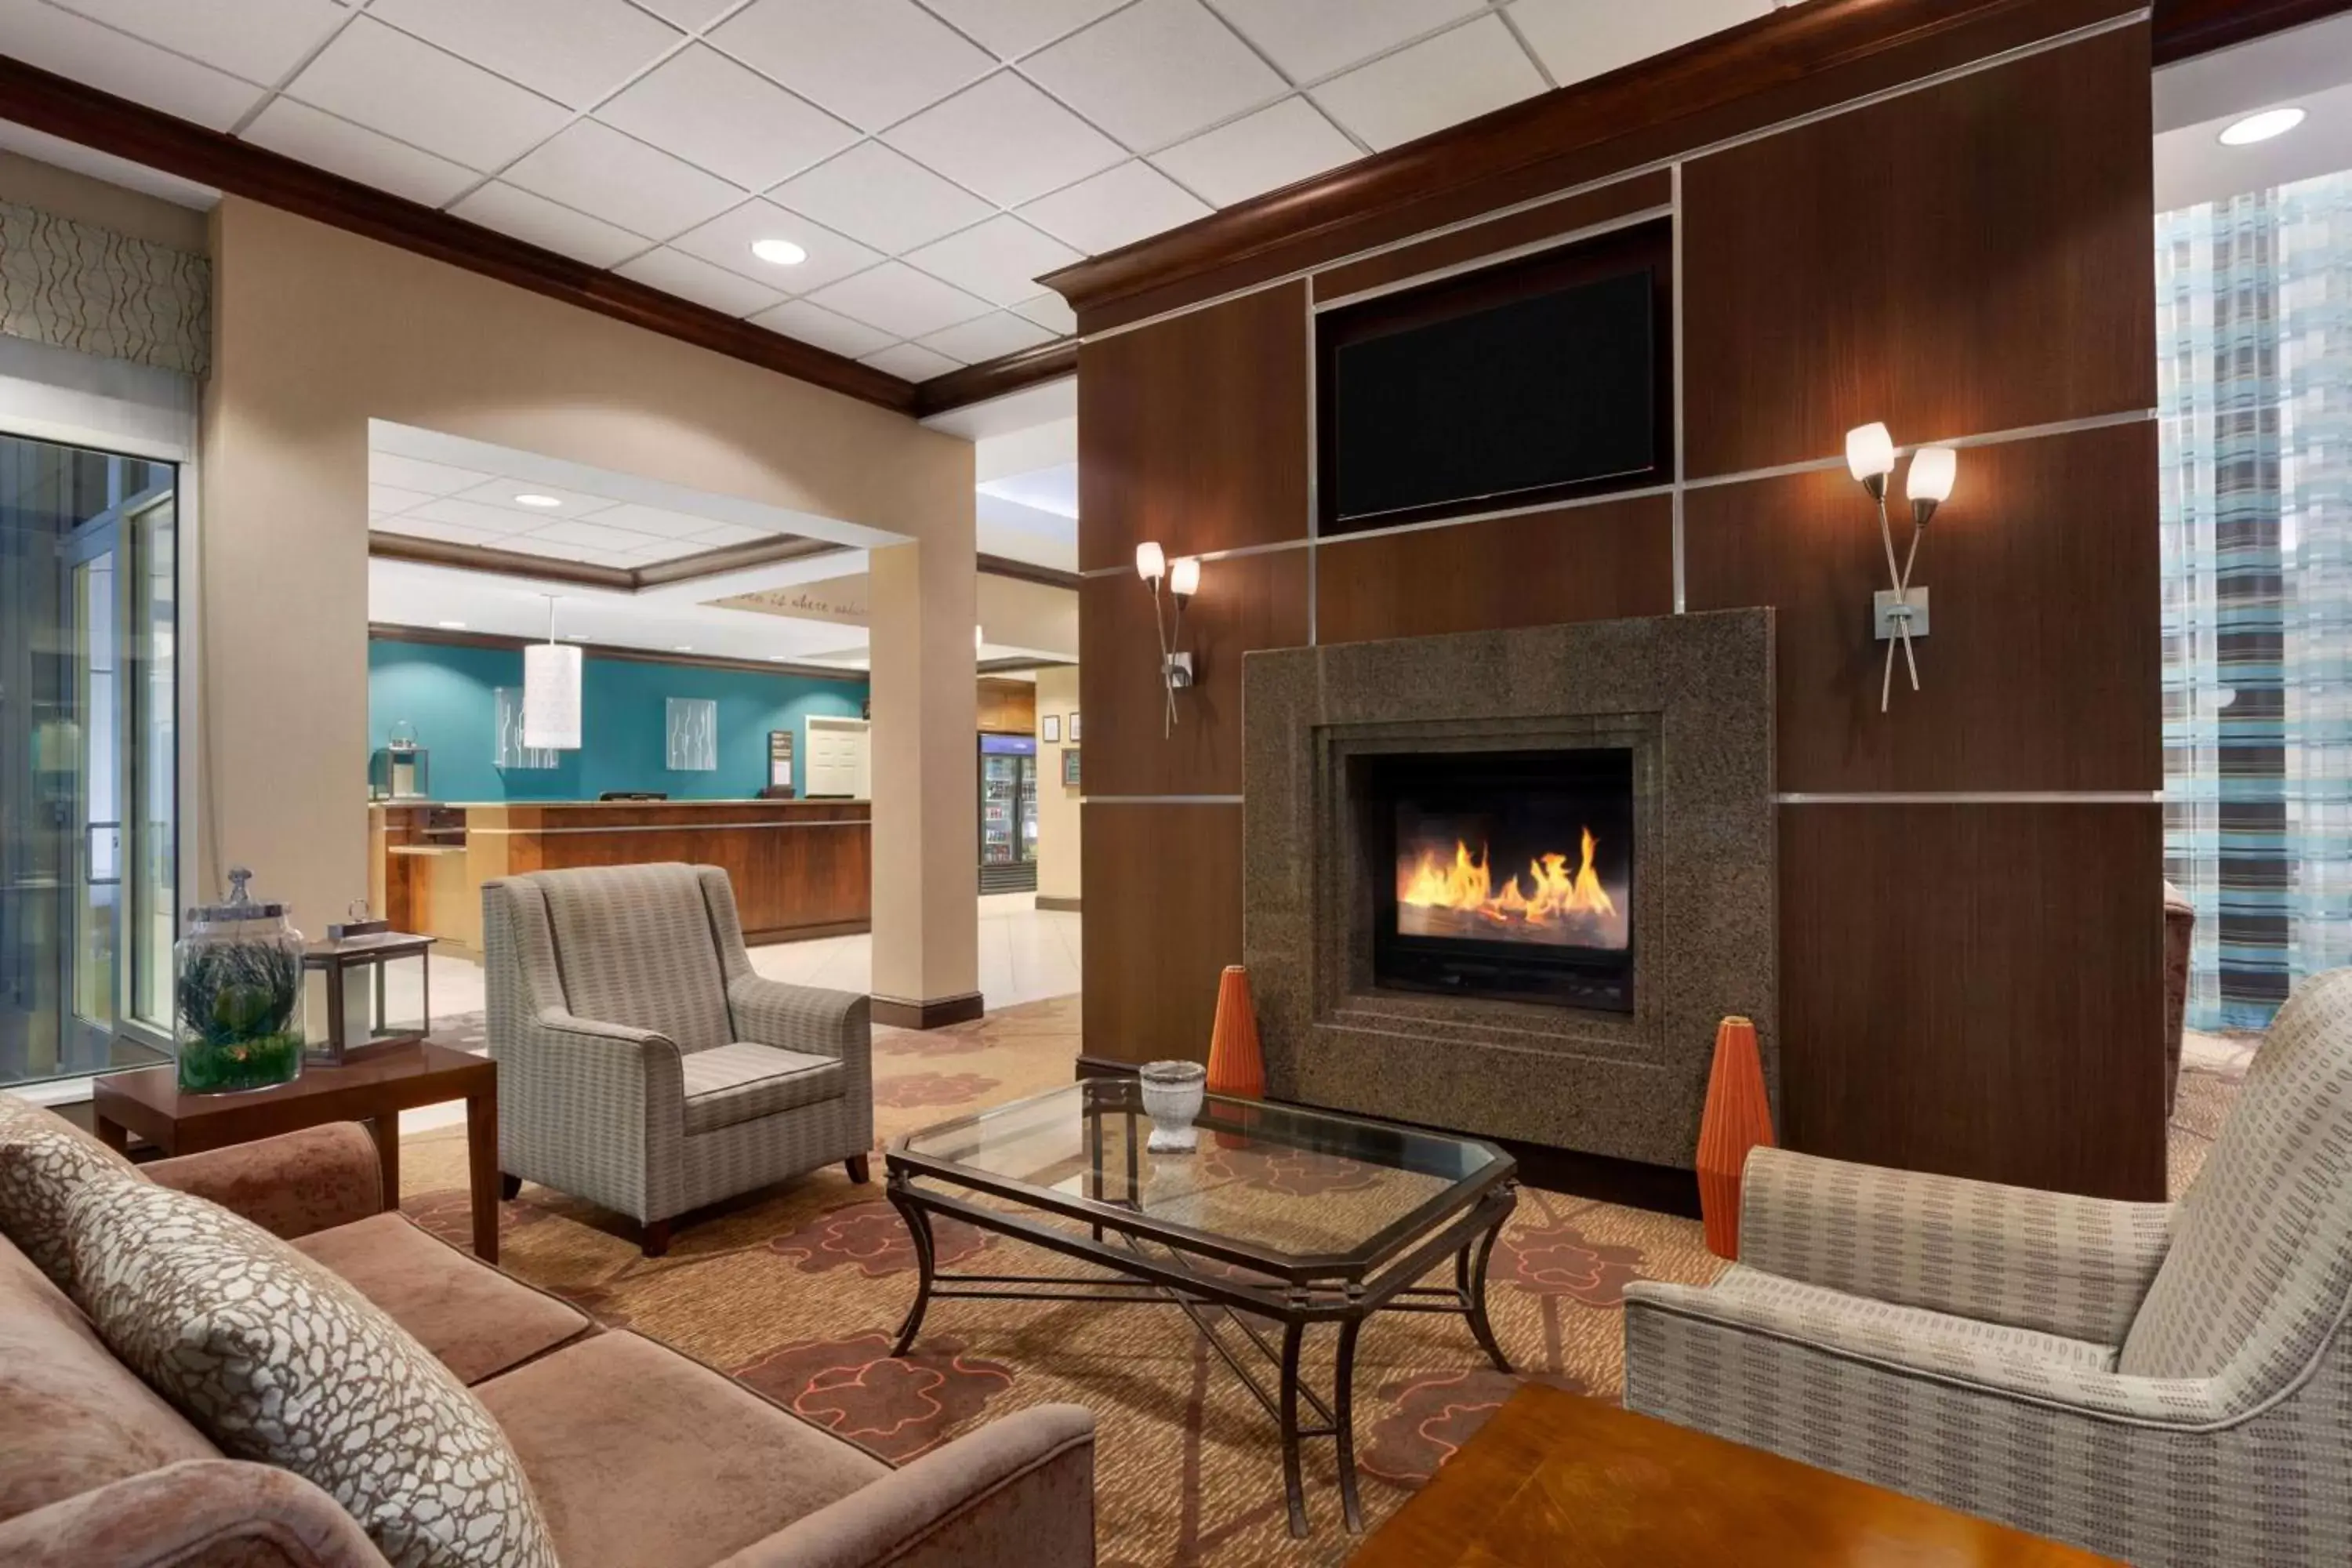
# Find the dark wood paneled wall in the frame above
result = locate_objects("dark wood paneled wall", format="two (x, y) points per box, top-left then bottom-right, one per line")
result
(1074, 14), (2164, 1198)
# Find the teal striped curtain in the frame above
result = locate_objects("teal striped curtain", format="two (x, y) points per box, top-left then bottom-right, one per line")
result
(2159, 173), (2352, 1031)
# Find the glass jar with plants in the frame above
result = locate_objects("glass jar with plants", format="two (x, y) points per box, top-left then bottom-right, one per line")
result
(173, 867), (305, 1094)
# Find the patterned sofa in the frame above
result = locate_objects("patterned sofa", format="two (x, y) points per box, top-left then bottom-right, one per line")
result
(1624, 964), (2352, 1567)
(0, 1113), (1096, 1566)
(485, 863), (872, 1256)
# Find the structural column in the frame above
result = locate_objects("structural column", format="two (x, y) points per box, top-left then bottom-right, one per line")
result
(867, 530), (981, 1028)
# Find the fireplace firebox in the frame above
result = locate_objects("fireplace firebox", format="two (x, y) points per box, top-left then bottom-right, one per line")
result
(1365, 749), (1635, 1012)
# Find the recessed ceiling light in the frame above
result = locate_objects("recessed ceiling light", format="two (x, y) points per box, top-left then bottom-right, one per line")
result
(2221, 107), (2306, 147)
(673, 644), (693, 652)
(437, 620), (467, 630)
(514, 493), (562, 509)
(768, 655), (790, 662)
(750, 238), (808, 267)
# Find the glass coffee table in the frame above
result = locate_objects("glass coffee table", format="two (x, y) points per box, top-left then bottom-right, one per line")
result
(886, 1078), (1519, 1537)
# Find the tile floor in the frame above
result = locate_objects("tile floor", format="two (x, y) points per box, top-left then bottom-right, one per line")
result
(397, 891), (1079, 1134)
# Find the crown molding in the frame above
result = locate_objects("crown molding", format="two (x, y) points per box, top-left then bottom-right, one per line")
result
(2151, 0), (2352, 64)
(0, 53), (916, 413)
(912, 338), (1077, 416)
(367, 620), (868, 682)
(977, 553), (1080, 591)
(368, 529), (846, 589)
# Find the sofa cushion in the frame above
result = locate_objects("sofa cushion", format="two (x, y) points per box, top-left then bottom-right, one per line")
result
(533, 864), (735, 1054)
(0, 1237), (218, 1525)
(65, 1179), (558, 1568)
(474, 1330), (885, 1568)
(681, 1043), (843, 1134)
(0, 1092), (141, 1289)
(293, 1214), (593, 1385)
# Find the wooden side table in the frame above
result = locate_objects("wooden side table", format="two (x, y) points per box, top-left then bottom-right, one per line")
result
(92, 1041), (500, 1263)
(1347, 1385), (2117, 1567)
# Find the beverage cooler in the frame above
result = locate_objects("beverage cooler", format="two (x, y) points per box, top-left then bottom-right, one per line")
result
(978, 735), (1039, 894)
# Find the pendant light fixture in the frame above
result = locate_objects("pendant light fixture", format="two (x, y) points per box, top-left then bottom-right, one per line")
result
(521, 593), (582, 750)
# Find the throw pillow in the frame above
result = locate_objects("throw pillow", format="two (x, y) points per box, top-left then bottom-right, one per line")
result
(65, 1178), (558, 1568)
(0, 1091), (140, 1288)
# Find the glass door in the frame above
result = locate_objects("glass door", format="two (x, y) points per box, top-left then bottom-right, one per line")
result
(0, 433), (175, 1087)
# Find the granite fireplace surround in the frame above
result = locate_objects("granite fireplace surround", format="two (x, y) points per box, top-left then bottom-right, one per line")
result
(1241, 608), (1776, 1171)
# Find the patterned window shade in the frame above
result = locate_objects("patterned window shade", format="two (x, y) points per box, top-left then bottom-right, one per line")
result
(2159, 172), (2352, 1031)
(0, 201), (209, 377)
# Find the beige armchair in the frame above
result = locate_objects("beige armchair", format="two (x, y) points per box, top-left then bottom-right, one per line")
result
(1624, 965), (2352, 1568)
(484, 863), (871, 1255)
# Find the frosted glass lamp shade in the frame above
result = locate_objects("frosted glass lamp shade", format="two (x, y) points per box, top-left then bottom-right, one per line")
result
(521, 642), (582, 750)
(1845, 422), (1896, 484)
(1907, 445), (1957, 505)
(1134, 540), (1165, 583)
(1169, 556), (1200, 598)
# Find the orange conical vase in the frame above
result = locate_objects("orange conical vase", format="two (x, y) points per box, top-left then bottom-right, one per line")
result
(1696, 1015), (1774, 1261)
(1206, 965), (1265, 1100)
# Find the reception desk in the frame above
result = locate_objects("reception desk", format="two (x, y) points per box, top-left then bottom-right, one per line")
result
(371, 800), (872, 958)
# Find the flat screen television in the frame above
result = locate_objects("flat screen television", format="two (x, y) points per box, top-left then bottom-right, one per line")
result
(1317, 219), (1673, 535)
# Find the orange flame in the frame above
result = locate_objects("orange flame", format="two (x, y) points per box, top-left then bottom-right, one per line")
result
(1397, 827), (1618, 928)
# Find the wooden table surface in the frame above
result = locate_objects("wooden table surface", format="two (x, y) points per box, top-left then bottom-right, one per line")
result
(91, 1041), (499, 1261)
(1347, 1385), (2118, 1567)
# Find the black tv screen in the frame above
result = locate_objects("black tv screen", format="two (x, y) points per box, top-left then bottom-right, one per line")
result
(1321, 225), (1669, 532)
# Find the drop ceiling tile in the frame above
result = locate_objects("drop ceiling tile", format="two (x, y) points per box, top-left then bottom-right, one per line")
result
(405, 498), (546, 535)
(634, 0), (735, 27)
(448, 183), (648, 268)
(285, 16), (570, 169)
(0, 0), (264, 129)
(919, 0), (1126, 60)
(366, 0), (681, 109)
(808, 261), (994, 339)
(902, 215), (1083, 308)
(710, 0), (993, 132)
(1024, 0), (1286, 154)
(771, 142), (994, 256)
(1012, 292), (1079, 334)
(862, 343), (960, 380)
(49, 0), (350, 85)
(616, 537), (706, 562)
(585, 502), (739, 539)
(369, 453), (498, 495)
(503, 120), (746, 241)
(1149, 96), (1356, 206)
(512, 519), (662, 553)
(1206, 0), (1483, 83)
(919, 310), (1057, 364)
(447, 480), (622, 517)
(685, 521), (771, 546)
(1310, 15), (1545, 151)
(1018, 159), (1210, 254)
(241, 99), (479, 206)
(668, 199), (884, 292)
(884, 71), (1123, 209)
(368, 484), (438, 515)
(615, 247), (789, 317)
(594, 44), (857, 191)
(495, 532), (616, 561)
(1508, 0), (1771, 86)
(746, 299), (899, 360)
(375, 516), (506, 546)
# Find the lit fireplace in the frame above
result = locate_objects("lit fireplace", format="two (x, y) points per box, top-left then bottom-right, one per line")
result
(1368, 748), (1635, 1012)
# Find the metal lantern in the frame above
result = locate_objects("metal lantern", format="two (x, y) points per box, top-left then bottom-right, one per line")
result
(303, 908), (434, 1066)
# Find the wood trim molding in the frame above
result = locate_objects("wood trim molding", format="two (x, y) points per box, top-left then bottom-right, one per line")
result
(368, 529), (848, 589)
(977, 655), (1076, 674)
(0, 52), (915, 413)
(872, 993), (987, 1030)
(366, 620), (869, 683)
(1037, 0), (2140, 326)
(2151, 0), (2352, 64)
(977, 554), (1082, 590)
(912, 339), (1077, 416)
(1036, 895), (1083, 913)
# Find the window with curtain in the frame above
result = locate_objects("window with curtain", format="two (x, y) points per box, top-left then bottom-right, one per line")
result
(2159, 171), (2352, 1032)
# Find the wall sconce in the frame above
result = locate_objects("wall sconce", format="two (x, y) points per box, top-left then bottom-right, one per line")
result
(1846, 423), (1957, 713)
(1135, 541), (1200, 737)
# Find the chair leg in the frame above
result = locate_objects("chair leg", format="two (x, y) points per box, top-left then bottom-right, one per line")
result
(499, 1172), (522, 1200)
(844, 1154), (871, 1185)
(641, 1218), (673, 1258)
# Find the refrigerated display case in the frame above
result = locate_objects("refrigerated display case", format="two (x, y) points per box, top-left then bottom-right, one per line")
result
(978, 735), (1038, 894)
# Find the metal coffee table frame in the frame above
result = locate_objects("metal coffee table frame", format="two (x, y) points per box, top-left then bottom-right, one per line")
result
(884, 1079), (1519, 1537)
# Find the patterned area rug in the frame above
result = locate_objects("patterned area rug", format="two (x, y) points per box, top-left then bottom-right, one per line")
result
(400, 1000), (2236, 1566)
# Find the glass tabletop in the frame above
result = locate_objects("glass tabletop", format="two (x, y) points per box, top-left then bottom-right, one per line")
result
(891, 1079), (1510, 1275)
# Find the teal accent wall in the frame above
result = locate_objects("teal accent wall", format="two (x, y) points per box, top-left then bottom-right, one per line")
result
(368, 638), (866, 802)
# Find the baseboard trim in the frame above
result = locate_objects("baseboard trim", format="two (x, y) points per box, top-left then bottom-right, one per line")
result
(1035, 895), (1083, 913)
(872, 992), (986, 1030)
(747, 919), (871, 945)
(1062, 1060), (1699, 1217)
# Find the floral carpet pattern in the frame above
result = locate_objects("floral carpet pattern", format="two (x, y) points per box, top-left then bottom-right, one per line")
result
(401, 1000), (2234, 1566)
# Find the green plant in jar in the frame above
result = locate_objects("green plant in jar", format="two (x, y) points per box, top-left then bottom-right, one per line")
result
(174, 867), (306, 1093)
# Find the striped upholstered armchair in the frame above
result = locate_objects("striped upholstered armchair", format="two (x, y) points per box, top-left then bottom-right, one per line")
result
(1625, 965), (2352, 1568)
(483, 863), (871, 1256)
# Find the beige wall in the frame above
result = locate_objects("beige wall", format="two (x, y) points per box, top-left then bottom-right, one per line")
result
(200, 198), (975, 993)
(1033, 665), (1080, 904)
(0, 151), (209, 252)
